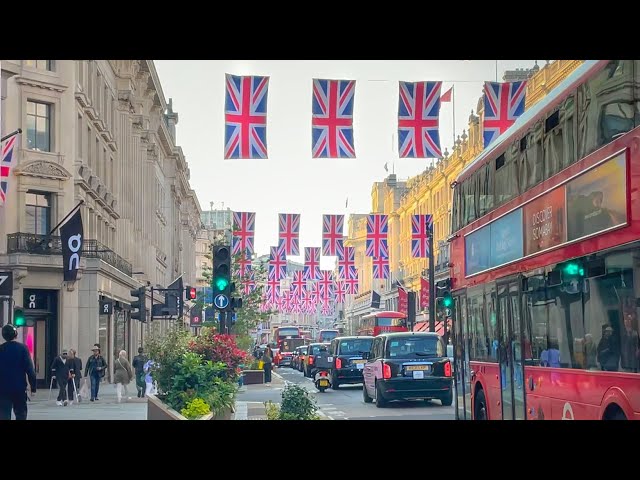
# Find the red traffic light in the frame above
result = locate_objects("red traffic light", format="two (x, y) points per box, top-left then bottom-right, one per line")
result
(185, 286), (197, 300)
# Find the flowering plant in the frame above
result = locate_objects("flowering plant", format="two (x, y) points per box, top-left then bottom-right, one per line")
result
(188, 328), (248, 378)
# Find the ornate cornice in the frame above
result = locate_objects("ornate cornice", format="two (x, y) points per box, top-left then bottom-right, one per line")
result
(15, 160), (71, 180)
(15, 76), (67, 93)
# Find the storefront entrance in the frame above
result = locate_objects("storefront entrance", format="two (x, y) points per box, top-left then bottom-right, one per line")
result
(23, 289), (58, 389)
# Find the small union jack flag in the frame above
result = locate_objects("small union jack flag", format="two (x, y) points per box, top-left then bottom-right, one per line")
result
(344, 274), (359, 295)
(242, 269), (256, 295)
(366, 214), (388, 258)
(335, 281), (346, 304)
(411, 214), (433, 258)
(1, 136), (17, 206)
(336, 243), (356, 280)
(291, 270), (306, 299)
(321, 302), (334, 316)
(483, 80), (527, 148)
(318, 271), (335, 303)
(224, 74), (269, 159)
(322, 214), (344, 256)
(266, 273), (280, 304)
(310, 281), (321, 304)
(303, 289), (316, 312)
(303, 247), (321, 281)
(234, 249), (253, 278)
(373, 256), (389, 279)
(232, 212), (255, 255)
(312, 79), (356, 158)
(269, 241), (287, 280)
(278, 213), (300, 256)
(398, 81), (442, 158)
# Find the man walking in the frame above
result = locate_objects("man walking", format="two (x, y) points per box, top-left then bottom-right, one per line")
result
(51, 350), (70, 406)
(0, 324), (37, 420)
(132, 347), (147, 398)
(84, 346), (107, 401)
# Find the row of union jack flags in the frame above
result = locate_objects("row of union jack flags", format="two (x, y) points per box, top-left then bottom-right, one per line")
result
(224, 73), (527, 160)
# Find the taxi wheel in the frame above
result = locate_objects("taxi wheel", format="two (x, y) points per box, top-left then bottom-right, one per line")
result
(362, 383), (373, 403)
(331, 376), (340, 390)
(440, 389), (453, 406)
(375, 382), (388, 408)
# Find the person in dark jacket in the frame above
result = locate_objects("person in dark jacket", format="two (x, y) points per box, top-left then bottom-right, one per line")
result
(66, 349), (82, 403)
(0, 324), (37, 420)
(51, 350), (70, 406)
(131, 347), (147, 398)
(84, 346), (108, 402)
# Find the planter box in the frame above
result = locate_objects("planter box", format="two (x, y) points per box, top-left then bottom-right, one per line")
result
(147, 394), (234, 420)
(242, 370), (264, 385)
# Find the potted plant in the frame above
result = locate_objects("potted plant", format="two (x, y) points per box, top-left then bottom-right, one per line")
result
(242, 357), (265, 385)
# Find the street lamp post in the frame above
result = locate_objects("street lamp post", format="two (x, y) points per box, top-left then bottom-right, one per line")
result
(428, 222), (435, 332)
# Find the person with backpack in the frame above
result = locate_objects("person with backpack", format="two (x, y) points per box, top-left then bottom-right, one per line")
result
(0, 324), (37, 420)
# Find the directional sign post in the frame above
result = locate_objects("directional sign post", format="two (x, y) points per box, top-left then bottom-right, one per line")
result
(214, 294), (229, 310)
(0, 272), (13, 297)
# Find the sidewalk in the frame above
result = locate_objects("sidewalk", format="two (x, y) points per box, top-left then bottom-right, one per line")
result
(22, 380), (148, 420)
(233, 371), (286, 420)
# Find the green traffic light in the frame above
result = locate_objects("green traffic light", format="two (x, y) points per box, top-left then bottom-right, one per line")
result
(443, 295), (453, 308)
(14, 309), (26, 327)
(214, 277), (229, 291)
(563, 262), (584, 276)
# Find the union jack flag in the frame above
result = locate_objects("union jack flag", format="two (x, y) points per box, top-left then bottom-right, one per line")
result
(234, 249), (253, 278)
(303, 247), (321, 281)
(411, 214), (433, 258)
(242, 269), (256, 295)
(303, 289), (316, 312)
(291, 270), (306, 298)
(310, 281), (321, 304)
(232, 212), (255, 255)
(398, 81), (442, 158)
(312, 79), (356, 158)
(279, 290), (290, 313)
(278, 213), (300, 256)
(366, 214), (388, 258)
(269, 241), (287, 280)
(373, 256), (389, 279)
(322, 214), (344, 256)
(483, 80), (527, 148)
(318, 271), (334, 303)
(266, 272), (280, 304)
(224, 74), (269, 159)
(0, 136), (17, 206)
(335, 281), (346, 304)
(336, 243), (356, 280)
(344, 274), (359, 295)
(321, 302), (334, 316)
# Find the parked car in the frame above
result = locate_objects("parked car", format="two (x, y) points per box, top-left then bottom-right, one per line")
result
(327, 335), (374, 389)
(362, 332), (453, 408)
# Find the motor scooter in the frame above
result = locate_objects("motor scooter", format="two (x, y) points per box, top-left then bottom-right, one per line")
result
(312, 346), (332, 392)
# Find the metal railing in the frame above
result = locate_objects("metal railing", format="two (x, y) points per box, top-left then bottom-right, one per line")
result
(7, 233), (132, 276)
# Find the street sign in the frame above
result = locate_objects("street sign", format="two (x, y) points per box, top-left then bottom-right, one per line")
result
(214, 294), (229, 310)
(0, 272), (13, 297)
(100, 300), (113, 315)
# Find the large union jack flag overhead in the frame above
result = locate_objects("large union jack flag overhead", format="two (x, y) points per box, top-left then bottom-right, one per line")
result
(366, 214), (388, 258)
(373, 256), (390, 279)
(291, 270), (306, 299)
(411, 214), (433, 258)
(483, 80), (527, 148)
(335, 281), (346, 304)
(312, 79), (356, 158)
(232, 212), (255, 255)
(336, 243), (356, 280)
(0, 136), (17, 206)
(398, 81), (442, 158)
(304, 247), (321, 281)
(224, 74), (269, 159)
(344, 274), (359, 295)
(278, 213), (300, 256)
(266, 273), (280, 304)
(269, 241), (287, 280)
(322, 214), (344, 256)
(318, 271), (335, 303)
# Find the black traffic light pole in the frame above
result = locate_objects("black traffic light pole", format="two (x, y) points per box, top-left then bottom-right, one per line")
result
(428, 222), (436, 333)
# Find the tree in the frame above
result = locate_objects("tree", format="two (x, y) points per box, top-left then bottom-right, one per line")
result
(197, 237), (273, 339)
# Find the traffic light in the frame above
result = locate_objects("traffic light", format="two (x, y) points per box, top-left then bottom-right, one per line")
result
(231, 297), (243, 311)
(212, 245), (231, 307)
(185, 285), (197, 301)
(436, 278), (453, 310)
(562, 261), (585, 278)
(130, 286), (147, 322)
(13, 307), (26, 327)
(443, 292), (453, 308)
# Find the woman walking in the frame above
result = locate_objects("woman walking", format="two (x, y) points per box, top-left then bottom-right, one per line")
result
(114, 350), (133, 403)
(261, 346), (273, 383)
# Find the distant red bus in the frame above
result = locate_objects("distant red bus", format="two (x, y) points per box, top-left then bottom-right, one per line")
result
(318, 329), (340, 343)
(449, 60), (640, 420)
(358, 311), (408, 336)
(274, 326), (301, 349)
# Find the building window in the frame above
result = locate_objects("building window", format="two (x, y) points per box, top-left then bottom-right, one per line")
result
(24, 60), (53, 71)
(26, 101), (51, 152)
(25, 191), (51, 235)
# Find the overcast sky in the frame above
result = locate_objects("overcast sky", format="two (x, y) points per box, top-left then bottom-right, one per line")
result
(155, 60), (540, 268)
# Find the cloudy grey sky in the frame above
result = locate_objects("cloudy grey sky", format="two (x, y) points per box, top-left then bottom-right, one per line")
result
(155, 60), (540, 268)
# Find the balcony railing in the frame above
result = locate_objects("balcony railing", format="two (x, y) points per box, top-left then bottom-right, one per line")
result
(7, 233), (132, 276)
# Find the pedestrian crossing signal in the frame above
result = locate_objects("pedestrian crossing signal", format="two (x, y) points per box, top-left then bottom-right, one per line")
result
(13, 307), (32, 327)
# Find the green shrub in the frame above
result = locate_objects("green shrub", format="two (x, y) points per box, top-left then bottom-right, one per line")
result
(278, 384), (318, 420)
(264, 400), (280, 420)
(181, 398), (211, 419)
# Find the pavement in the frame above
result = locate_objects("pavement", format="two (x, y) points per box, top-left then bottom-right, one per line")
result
(19, 380), (148, 420)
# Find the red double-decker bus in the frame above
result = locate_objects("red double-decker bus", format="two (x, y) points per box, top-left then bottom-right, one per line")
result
(449, 60), (640, 420)
(358, 311), (408, 336)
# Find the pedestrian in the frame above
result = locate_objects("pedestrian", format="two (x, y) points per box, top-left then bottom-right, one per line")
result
(114, 350), (133, 403)
(84, 346), (108, 402)
(261, 346), (273, 383)
(51, 349), (70, 406)
(0, 324), (37, 420)
(66, 349), (82, 404)
(143, 359), (155, 396)
(132, 347), (147, 398)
